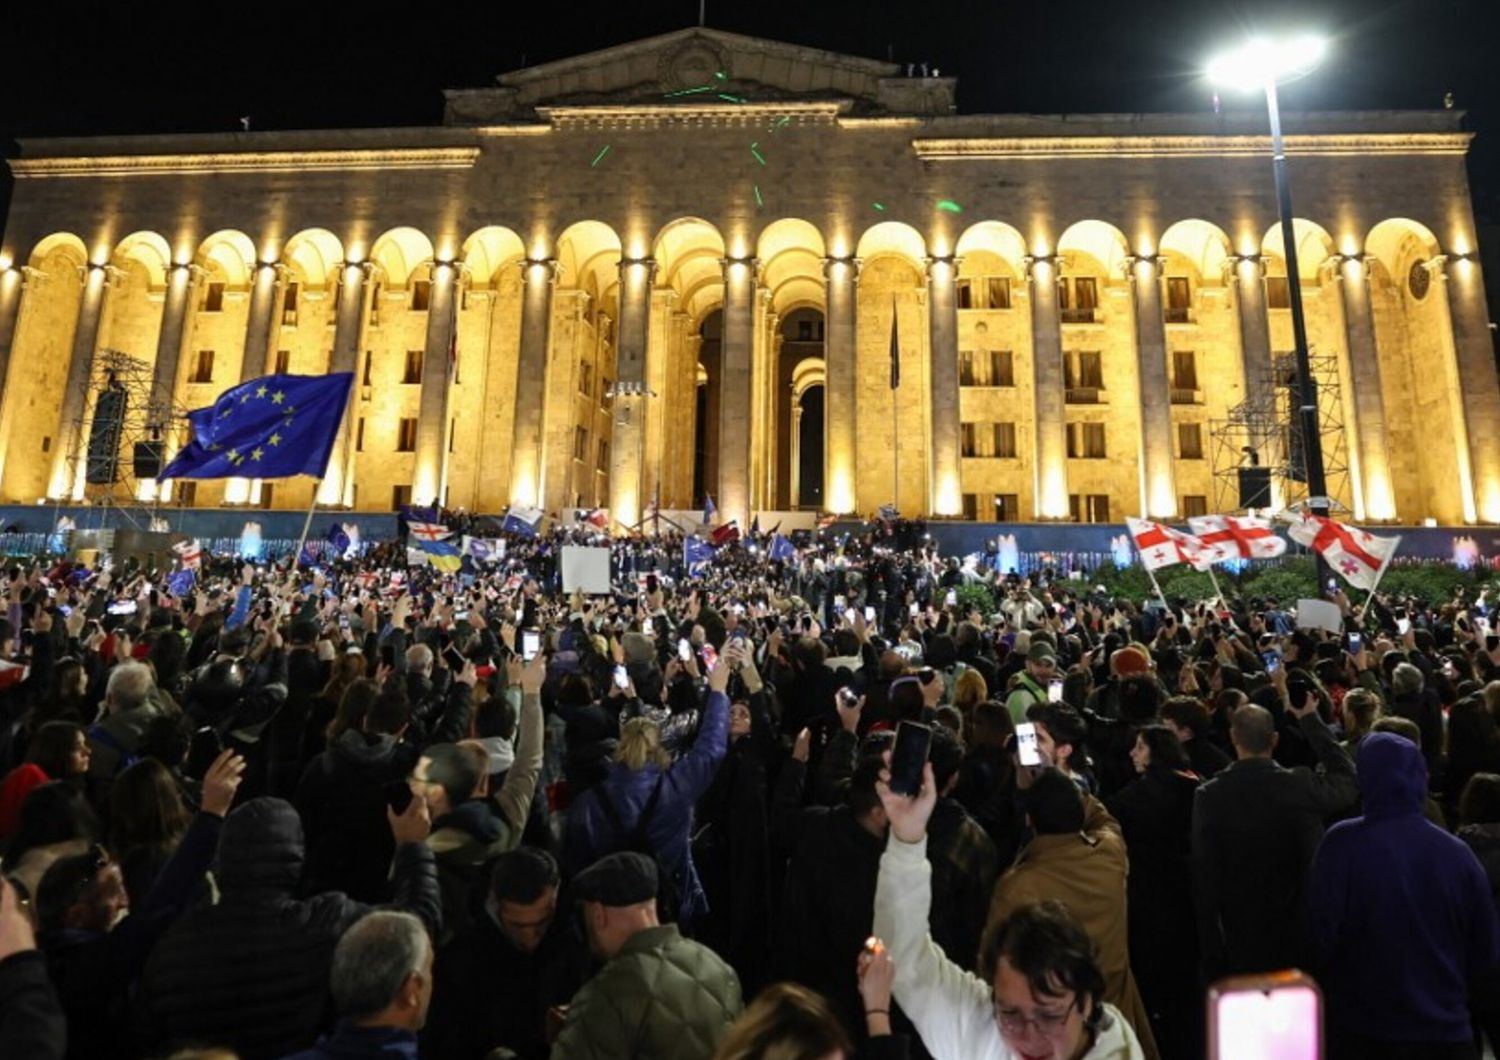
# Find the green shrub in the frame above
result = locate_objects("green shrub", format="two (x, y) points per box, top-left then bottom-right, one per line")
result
(954, 583), (997, 618)
(1378, 565), (1476, 608)
(1239, 558), (1319, 605)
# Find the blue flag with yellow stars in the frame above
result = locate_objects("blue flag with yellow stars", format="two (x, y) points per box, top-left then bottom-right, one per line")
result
(160, 373), (354, 480)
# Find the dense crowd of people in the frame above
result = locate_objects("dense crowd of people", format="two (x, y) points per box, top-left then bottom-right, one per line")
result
(1, 517), (1499, 1060)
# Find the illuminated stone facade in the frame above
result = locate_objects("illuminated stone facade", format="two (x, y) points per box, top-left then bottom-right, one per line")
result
(1, 28), (1497, 528)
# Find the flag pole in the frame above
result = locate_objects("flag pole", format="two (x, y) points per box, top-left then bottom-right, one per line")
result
(1145, 564), (1171, 610)
(1357, 541), (1399, 626)
(1205, 565), (1225, 607)
(292, 488), (318, 570)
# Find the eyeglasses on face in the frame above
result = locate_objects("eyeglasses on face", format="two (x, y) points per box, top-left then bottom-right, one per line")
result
(993, 996), (1076, 1035)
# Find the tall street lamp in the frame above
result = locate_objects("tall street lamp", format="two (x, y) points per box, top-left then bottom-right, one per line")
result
(1208, 36), (1332, 556)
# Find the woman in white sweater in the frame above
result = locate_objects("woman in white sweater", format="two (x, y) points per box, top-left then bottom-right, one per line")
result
(871, 757), (1145, 1060)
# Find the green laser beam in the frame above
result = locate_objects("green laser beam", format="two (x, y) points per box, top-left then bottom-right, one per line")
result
(717, 93), (747, 103)
(936, 199), (963, 213)
(750, 145), (767, 166)
(775, 115), (792, 128)
(872, 202), (886, 211)
(664, 84), (716, 97)
(715, 70), (727, 80)
(754, 184), (764, 206)
(589, 144), (612, 167)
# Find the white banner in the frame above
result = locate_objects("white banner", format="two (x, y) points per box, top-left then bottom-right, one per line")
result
(560, 545), (612, 594)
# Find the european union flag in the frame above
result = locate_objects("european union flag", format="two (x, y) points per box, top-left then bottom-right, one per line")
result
(684, 536), (714, 576)
(768, 533), (796, 562)
(166, 568), (196, 597)
(325, 523), (352, 558)
(160, 373), (354, 481)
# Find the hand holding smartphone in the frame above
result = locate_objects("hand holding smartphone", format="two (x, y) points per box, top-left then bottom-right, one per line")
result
(1014, 721), (1042, 767)
(888, 721), (933, 797)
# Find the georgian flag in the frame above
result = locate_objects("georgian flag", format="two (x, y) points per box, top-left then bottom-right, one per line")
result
(1187, 514), (1288, 566)
(1125, 517), (1208, 571)
(1281, 512), (1401, 591)
(408, 520), (452, 542)
(171, 539), (204, 569)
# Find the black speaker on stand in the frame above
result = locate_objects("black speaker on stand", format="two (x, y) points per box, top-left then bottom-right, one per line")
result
(133, 440), (163, 480)
(85, 380), (128, 485)
(1238, 467), (1272, 510)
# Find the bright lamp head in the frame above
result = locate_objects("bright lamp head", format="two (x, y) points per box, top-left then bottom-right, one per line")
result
(1207, 34), (1327, 91)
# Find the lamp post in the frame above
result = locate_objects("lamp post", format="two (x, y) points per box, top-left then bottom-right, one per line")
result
(1208, 36), (1332, 554)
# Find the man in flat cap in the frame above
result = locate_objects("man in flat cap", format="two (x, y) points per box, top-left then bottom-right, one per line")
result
(551, 852), (742, 1059)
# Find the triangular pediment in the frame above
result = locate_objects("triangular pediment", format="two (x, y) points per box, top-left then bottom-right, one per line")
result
(443, 28), (954, 125)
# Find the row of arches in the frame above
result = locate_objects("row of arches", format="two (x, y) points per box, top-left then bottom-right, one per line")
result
(0, 212), (1483, 526)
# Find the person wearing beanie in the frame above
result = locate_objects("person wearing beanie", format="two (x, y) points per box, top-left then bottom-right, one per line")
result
(1003, 640), (1058, 725)
(551, 852), (743, 1060)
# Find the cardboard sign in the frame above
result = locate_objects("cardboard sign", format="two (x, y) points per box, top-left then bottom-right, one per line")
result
(1295, 598), (1343, 635)
(560, 546), (612, 594)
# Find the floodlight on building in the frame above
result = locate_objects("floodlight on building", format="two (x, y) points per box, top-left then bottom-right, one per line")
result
(1205, 35), (1326, 92)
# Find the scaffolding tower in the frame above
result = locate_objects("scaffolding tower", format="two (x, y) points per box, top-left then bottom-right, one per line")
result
(56, 349), (189, 532)
(1209, 348), (1351, 516)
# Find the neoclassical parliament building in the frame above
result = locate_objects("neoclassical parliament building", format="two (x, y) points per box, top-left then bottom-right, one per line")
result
(0, 27), (1497, 532)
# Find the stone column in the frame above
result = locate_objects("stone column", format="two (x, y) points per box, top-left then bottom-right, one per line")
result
(241, 262), (283, 383)
(0, 266), (31, 489)
(1230, 255), (1280, 500)
(717, 257), (756, 528)
(607, 258), (654, 528)
(1337, 256), (1396, 521)
(317, 261), (369, 507)
(789, 402), (803, 510)
(141, 263), (200, 501)
(51, 264), (113, 499)
(926, 255), (962, 516)
(411, 262), (460, 507)
(1127, 256), (1177, 518)
(642, 288), (676, 512)
(1026, 255), (1068, 518)
(509, 258), (557, 509)
(680, 329), (703, 508)
(1438, 254), (1500, 522)
(823, 256), (858, 513)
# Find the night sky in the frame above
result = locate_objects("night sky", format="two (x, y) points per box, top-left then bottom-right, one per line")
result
(2, 1), (1498, 232)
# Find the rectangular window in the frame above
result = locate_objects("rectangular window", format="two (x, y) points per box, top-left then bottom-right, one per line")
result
(1178, 422), (1204, 460)
(1069, 493), (1112, 523)
(959, 350), (977, 387)
(579, 362), (594, 397)
(956, 279), (974, 309)
(573, 426), (588, 461)
(1266, 275), (1292, 309)
(392, 484), (412, 511)
(362, 350), (373, 386)
(356, 418), (366, 452)
(995, 493), (1020, 521)
(404, 350), (423, 384)
(397, 418), (417, 452)
(410, 279), (431, 311)
(191, 349), (214, 384)
(1065, 351), (1104, 399)
(600, 377), (612, 405)
(40, 436), (51, 454)
(990, 349), (1015, 387)
(961, 493), (978, 520)
(1165, 276), (1192, 322)
(203, 282), (225, 313)
(368, 283), (382, 325)
(1067, 422), (1106, 459)
(281, 282), (299, 327)
(961, 422), (978, 457)
(597, 439), (610, 472)
(274, 349), (290, 375)
(1172, 349), (1199, 391)
(1183, 494), (1209, 518)
(258, 483), (275, 510)
(177, 481), (196, 507)
(449, 418), (456, 453)
(987, 277), (1012, 309)
(1060, 276), (1099, 322)
(993, 422), (1017, 458)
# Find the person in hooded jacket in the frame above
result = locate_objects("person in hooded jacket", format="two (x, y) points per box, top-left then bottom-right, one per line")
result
(139, 790), (441, 1060)
(409, 653), (543, 943)
(562, 644), (731, 926)
(295, 665), (472, 903)
(1307, 732), (1499, 1060)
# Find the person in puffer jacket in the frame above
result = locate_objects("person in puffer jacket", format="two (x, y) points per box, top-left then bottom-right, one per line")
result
(563, 646), (732, 926)
(139, 793), (441, 1060)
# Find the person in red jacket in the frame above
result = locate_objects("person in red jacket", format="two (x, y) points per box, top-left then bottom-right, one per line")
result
(0, 722), (89, 840)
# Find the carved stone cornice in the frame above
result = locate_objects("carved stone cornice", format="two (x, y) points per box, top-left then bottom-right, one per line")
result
(912, 133), (1471, 161)
(537, 101), (847, 130)
(12, 148), (481, 178)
